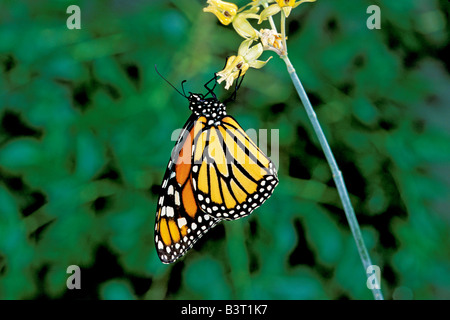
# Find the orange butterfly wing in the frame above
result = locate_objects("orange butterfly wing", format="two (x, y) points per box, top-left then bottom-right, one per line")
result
(191, 115), (278, 220)
(154, 115), (219, 263)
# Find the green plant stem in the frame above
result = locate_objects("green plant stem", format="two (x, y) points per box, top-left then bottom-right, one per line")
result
(279, 12), (383, 301)
(281, 54), (384, 300)
(280, 10), (288, 56)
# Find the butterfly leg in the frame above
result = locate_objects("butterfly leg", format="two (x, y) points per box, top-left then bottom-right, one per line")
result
(203, 74), (218, 99)
(224, 70), (245, 104)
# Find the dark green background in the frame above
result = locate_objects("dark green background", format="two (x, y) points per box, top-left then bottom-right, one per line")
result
(0, 0), (449, 299)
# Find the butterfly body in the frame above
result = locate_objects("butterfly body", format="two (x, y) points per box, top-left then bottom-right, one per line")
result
(189, 93), (226, 126)
(155, 90), (278, 264)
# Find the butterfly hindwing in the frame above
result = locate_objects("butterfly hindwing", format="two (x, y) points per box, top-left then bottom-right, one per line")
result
(191, 115), (278, 221)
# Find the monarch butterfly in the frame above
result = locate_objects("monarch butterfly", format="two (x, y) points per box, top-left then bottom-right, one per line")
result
(154, 72), (278, 264)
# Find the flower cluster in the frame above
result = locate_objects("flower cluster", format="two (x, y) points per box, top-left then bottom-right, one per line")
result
(203, 0), (316, 89)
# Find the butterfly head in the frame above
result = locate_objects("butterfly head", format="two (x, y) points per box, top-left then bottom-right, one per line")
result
(188, 93), (227, 125)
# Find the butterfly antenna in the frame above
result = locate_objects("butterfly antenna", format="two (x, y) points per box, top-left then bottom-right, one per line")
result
(181, 80), (188, 97)
(154, 65), (188, 98)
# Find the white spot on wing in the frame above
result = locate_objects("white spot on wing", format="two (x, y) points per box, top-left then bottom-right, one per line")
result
(175, 191), (180, 206)
(166, 206), (174, 217)
(177, 217), (187, 228)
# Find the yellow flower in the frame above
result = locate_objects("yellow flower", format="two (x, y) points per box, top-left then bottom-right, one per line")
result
(251, 0), (275, 7)
(203, 0), (238, 25)
(277, 0), (297, 7)
(217, 39), (272, 89)
(204, 1), (260, 38)
(259, 0), (315, 21)
(232, 8), (260, 39)
(259, 29), (284, 54)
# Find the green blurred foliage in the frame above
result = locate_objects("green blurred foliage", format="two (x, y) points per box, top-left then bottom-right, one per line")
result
(0, 0), (449, 300)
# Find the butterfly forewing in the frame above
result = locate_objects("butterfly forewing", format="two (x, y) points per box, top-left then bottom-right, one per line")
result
(154, 116), (219, 264)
